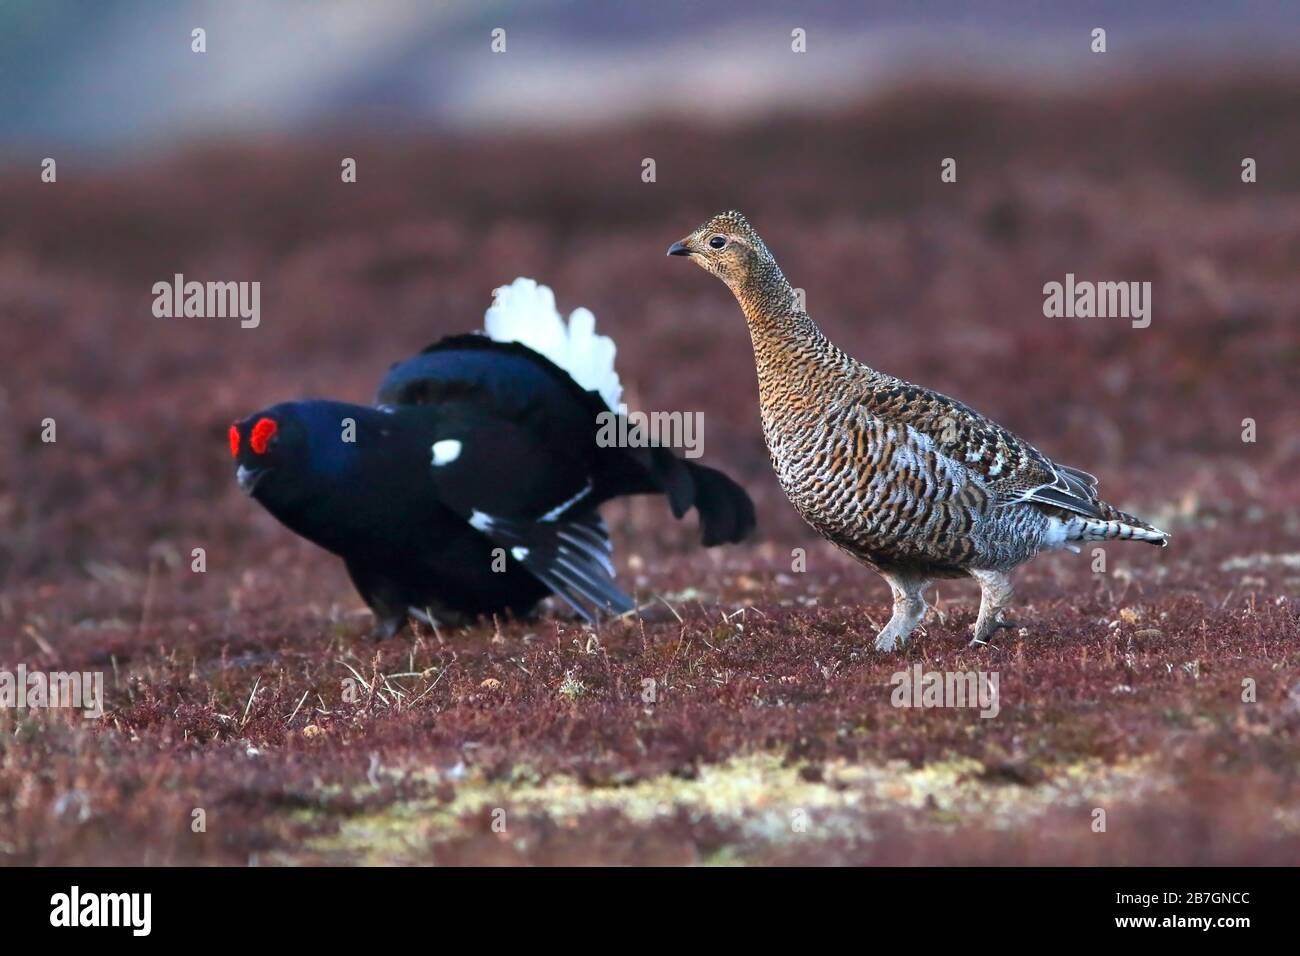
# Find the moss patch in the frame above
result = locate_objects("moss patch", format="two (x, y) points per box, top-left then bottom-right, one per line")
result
(287, 751), (1169, 865)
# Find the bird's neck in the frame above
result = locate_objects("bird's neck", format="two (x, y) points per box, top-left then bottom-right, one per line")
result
(257, 404), (425, 555)
(731, 265), (849, 413)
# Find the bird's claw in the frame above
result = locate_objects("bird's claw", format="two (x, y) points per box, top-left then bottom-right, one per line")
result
(969, 619), (1020, 648)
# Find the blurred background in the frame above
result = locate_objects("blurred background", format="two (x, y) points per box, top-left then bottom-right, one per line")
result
(0, 1), (1298, 865)
(4, 0), (1300, 149)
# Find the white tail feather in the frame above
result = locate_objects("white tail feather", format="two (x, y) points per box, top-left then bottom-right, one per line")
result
(1056, 515), (1169, 546)
(484, 278), (622, 409)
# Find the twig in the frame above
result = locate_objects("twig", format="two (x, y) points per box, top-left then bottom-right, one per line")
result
(240, 676), (261, 729)
(285, 689), (310, 724)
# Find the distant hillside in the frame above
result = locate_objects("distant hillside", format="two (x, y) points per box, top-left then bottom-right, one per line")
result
(2, 0), (1297, 151)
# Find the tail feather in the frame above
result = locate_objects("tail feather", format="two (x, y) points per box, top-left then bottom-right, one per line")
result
(617, 446), (756, 547)
(1062, 503), (1169, 548)
(484, 278), (623, 409)
(685, 461), (758, 546)
(482, 278), (756, 549)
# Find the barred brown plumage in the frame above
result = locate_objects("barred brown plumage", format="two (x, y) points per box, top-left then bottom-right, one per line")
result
(669, 211), (1169, 651)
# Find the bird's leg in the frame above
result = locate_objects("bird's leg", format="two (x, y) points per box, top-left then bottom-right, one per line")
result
(969, 569), (1015, 647)
(873, 573), (930, 652)
(345, 560), (410, 641)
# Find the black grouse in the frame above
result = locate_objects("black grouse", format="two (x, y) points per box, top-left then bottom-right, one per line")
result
(668, 211), (1167, 650)
(230, 278), (755, 637)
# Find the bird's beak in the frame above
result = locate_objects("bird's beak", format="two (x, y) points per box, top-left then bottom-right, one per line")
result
(236, 464), (267, 495)
(666, 240), (691, 257)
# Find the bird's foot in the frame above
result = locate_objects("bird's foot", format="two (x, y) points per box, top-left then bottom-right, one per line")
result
(968, 617), (1018, 648)
(873, 627), (902, 653)
(873, 577), (929, 653)
(969, 569), (1015, 648)
(875, 621), (925, 652)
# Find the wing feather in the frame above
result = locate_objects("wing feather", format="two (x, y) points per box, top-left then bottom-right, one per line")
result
(857, 375), (1109, 520)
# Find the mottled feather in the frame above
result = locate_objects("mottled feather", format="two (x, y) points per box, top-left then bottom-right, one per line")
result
(670, 210), (1168, 650)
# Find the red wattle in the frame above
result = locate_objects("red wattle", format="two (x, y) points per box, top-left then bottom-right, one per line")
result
(250, 417), (278, 455)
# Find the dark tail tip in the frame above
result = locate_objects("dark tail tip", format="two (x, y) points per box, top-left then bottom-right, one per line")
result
(684, 461), (757, 546)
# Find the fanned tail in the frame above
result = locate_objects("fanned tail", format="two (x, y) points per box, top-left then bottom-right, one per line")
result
(483, 278), (756, 549)
(484, 278), (623, 409)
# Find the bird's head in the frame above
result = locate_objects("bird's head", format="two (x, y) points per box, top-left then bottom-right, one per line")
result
(666, 210), (767, 287)
(228, 403), (311, 501)
(667, 211), (797, 319)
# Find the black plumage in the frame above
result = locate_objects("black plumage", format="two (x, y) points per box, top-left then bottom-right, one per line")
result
(230, 331), (755, 638)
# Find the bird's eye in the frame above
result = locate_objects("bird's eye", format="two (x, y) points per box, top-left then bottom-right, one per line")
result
(228, 424), (240, 458)
(250, 417), (278, 454)
(708, 235), (727, 249)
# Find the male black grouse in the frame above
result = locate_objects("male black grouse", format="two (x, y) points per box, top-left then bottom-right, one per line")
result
(230, 278), (755, 637)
